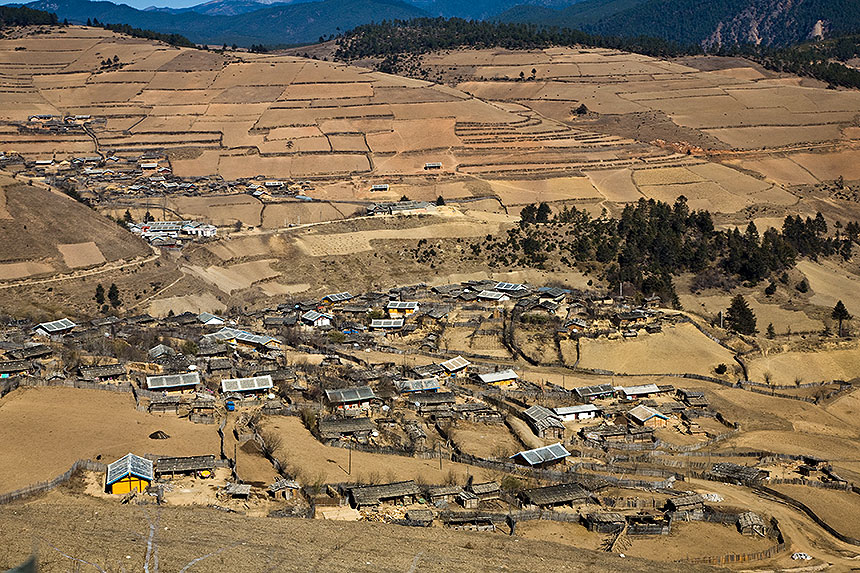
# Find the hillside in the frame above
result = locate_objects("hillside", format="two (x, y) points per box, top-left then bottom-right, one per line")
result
(500, 0), (860, 47)
(25, 0), (427, 45)
(0, 176), (150, 281)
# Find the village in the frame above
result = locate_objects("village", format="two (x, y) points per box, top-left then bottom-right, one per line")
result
(2, 275), (858, 568)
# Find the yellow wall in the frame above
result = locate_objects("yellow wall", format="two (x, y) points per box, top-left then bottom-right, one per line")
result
(109, 476), (150, 494)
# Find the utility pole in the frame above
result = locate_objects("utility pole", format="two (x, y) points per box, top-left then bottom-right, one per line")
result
(348, 443), (352, 476)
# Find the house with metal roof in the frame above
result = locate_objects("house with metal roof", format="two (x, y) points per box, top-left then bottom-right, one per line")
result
(318, 417), (376, 441)
(440, 355), (470, 377)
(33, 318), (76, 337)
(325, 386), (377, 411)
(395, 377), (441, 393)
(220, 375), (273, 395)
(198, 312), (225, 326)
(494, 282), (527, 292)
(369, 318), (404, 331)
(477, 290), (510, 303)
(510, 443), (571, 468)
(203, 327), (281, 350)
(616, 383), (662, 400)
(522, 405), (565, 439)
(146, 372), (200, 394)
(148, 343), (175, 360)
(554, 404), (602, 422)
(626, 404), (669, 428)
(105, 453), (153, 494)
(322, 292), (354, 305)
(476, 369), (518, 387)
(520, 482), (590, 509)
(301, 310), (333, 328)
(386, 301), (419, 316)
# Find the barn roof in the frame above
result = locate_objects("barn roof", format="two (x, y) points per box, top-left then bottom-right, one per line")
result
(574, 383), (614, 399)
(370, 318), (404, 329)
(386, 301), (419, 310)
(511, 443), (570, 467)
(554, 404), (601, 416)
(627, 404), (668, 423)
(204, 327), (280, 347)
(156, 455), (215, 474)
(522, 482), (590, 506)
(323, 292), (353, 303)
(0, 359), (30, 373)
(349, 480), (420, 506)
(319, 417), (375, 437)
(106, 453), (153, 486)
(79, 363), (126, 380)
(146, 371), (200, 390)
(220, 375), (273, 393)
(523, 405), (565, 431)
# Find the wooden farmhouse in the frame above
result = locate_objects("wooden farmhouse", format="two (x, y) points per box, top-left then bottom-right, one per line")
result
(626, 404), (669, 428)
(522, 405), (565, 439)
(105, 453), (153, 494)
(348, 480), (421, 509)
(155, 455), (216, 478)
(520, 483), (591, 509)
(325, 386), (377, 413)
(477, 369), (519, 388)
(554, 404), (601, 422)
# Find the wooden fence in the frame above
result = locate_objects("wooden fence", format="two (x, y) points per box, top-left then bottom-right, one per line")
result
(0, 459), (106, 505)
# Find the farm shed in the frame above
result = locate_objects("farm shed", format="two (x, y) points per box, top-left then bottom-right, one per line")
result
(268, 478), (301, 500)
(0, 360), (31, 377)
(522, 405), (565, 439)
(626, 405), (669, 428)
(348, 480), (421, 509)
(467, 481), (501, 502)
(428, 485), (464, 504)
(677, 389), (709, 407)
(318, 417), (375, 440)
(477, 369), (519, 387)
(405, 509), (434, 526)
(444, 515), (495, 531)
(148, 344), (175, 360)
(626, 513), (671, 535)
(708, 463), (769, 486)
(146, 372), (200, 394)
(521, 483), (591, 509)
(410, 391), (455, 416)
(105, 453), (153, 495)
(395, 377), (441, 393)
(220, 375), (273, 396)
(325, 386), (377, 412)
(554, 404), (601, 422)
(33, 318), (76, 337)
(574, 383), (614, 402)
(440, 355), (470, 377)
(458, 490), (479, 509)
(510, 443), (571, 468)
(224, 483), (251, 499)
(149, 396), (181, 413)
(737, 512), (768, 537)
(666, 493), (704, 513)
(583, 512), (626, 533)
(11, 344), (51, 360)
(79, 363), (126, 382)
(155, 455), (216, 477)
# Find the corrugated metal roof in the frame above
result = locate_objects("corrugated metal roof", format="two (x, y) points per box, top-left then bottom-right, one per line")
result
(617, 383), (661, 396)
(323, 292), (353, 303)
(203, 327), (280, 347)
(106, 453), (153, 486)
(478, 369), (518, 384)
(554, 404), (600, 416)
(477, 290), (506, 300)
(395, 377), (440, 393)
(440, 355), (470, 372)
(220, 375), (273, 393)
(370, 318), (404, 328)
(325, 386), (376, 404)
(386, 301), (419, 310)
(494, 282), (527, 291)
(511, 443), (570, 466)
(627, 404), (668, 423)
(34, 318), (76, 333)
(146, 371), (200, 389)
(523, 405), (565, 431)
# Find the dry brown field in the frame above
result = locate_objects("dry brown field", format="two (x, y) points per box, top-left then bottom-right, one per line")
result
(769, 484), (860, 539)
(0, 386), (220, 494)
(577, 323), (735, 375)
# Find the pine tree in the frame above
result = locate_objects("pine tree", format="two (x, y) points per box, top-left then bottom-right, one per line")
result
(123, 209), (133, 224)
(435, 195), (445, 206)
(94, 283), (105, 305)
(108, 283), (120, 308)
(726, 294), (757, 335)
(766, 323), (775, 339)
(831, 300), (852, 337)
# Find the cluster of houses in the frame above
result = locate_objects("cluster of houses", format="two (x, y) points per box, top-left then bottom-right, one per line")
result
(128, 220), (217, 247)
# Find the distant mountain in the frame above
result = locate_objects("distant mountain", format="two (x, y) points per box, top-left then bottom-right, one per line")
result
(144, 0), (306, 17)
(26, 0), (427, 45)
(499, 0), (860, 47)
